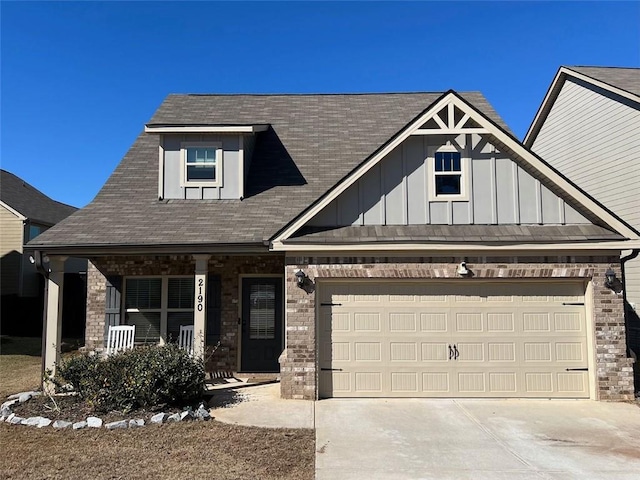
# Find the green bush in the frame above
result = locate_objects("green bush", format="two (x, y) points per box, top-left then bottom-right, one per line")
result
(54, 344), (205, 413)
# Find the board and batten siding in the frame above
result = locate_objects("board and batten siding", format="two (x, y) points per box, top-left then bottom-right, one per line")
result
(530, 77), (640, 311)
(0, 205), (24, 296)
(162, 134), (242, 200)
(308, 134), (588, 227)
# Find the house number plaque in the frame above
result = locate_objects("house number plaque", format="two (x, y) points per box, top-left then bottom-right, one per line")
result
(197, 278), (204, 311)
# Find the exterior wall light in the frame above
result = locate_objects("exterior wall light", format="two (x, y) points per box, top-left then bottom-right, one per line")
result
(604, 268), (617, 288)
(295, 269), (309, 288)
(457, 262), (471, 277)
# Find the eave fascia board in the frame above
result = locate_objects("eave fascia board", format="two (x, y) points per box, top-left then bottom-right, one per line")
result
(523, 67), (566, 147)
(0, 200), (27, 221)
(524, 66), (640, 146)
(271, 239), (638, 253)
(271, 92), (456, 243)
(144, 125), (270, 134)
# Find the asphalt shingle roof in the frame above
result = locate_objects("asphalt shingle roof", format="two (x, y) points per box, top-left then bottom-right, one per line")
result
(0, 169), (77, 225)
(287, 225), (624, 244)
(567, 66), (640, 99)
(30, 92), (517, 249)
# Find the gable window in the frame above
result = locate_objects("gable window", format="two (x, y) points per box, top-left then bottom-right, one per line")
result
(181, 142), (222, 187)
(428, 144), (469, 201)
(434, 151), (462, 195)
(124, 276), (194, 344)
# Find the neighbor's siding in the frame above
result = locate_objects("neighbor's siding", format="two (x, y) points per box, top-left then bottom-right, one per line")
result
(530, 77), (640, 312)
(0, 205), (24, 296)
(308, 134), (588, 227)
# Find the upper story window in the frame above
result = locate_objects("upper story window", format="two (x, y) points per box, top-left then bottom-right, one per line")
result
(428, 144), (469, 201)
(181, 142), (222, 187)
(27, 224), (46, 241)
(434, 151), (462, 195)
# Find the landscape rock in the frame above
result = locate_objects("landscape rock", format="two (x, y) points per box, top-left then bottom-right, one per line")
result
(167, 413), (181, 422)
(9, 416), (24, 425)
(5, 413), (15, 423)
(150, 413), (168, 424)
(195, 405), (211, 421)
(53, 420), (73, 429)
(1, 399), (18, 410)
(105, 420), (128, 430)
(72, 421), (87, 430)
(129, 419), (144, 428)
(87, 416), (103, 428)
(8, 391), (38, 400)
(179, 410), (194, 421)
(0, 406), (12, 420)
(18, 391), (40, 403)
(22, 416), (52, 428)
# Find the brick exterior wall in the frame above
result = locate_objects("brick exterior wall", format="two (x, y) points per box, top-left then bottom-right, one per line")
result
(281, 256), (634, 401)
(84, 254), (284, 372)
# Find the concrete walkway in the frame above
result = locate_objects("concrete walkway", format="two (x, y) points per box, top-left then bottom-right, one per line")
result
(316, 399), (640, 480)
(208, 382), (314, 429)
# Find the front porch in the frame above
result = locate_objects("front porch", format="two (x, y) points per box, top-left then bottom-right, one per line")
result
(42, 253), (286, 387)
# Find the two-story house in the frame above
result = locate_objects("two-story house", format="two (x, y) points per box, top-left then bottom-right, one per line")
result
(524, 66), (640, 380)
(29, 91), (639, 401)
(1, 169), (86, 337)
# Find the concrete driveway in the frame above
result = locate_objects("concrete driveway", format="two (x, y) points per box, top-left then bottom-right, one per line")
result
(316, 399), (640, 479)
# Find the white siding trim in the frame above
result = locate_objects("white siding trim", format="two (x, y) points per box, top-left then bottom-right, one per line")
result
(0, 201), (26, 221)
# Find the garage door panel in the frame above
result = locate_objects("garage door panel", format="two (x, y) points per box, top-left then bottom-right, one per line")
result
(319, 281), (589, 399)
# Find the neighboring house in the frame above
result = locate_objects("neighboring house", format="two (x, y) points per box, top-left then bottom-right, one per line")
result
(29, 91), (639, 401)
(0, 169), (86, 336)
(524, 66), (640, 361)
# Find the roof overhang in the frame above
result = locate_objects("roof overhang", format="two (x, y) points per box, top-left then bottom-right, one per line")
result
(24, 242), (271, 257)
(272, 239), (639, 253)
(524, 66), (640, 147)
(144, 124), (270, 134)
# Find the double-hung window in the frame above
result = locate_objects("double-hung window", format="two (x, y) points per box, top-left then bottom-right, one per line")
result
(428, 145), (469, 201)
(434, 151), (462, 195)
(125, 277), (194, 344)
(181, 142), (222, 187)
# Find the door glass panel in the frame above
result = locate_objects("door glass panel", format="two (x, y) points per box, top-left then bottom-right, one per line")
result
(249, 283), (275, 339)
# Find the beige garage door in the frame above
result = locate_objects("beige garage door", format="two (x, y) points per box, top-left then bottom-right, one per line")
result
(318, 281), (589, 398)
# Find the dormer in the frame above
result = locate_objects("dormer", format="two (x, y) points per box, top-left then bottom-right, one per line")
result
(144, 124), (269, 200)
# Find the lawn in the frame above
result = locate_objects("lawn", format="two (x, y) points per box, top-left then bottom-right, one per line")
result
(0, 337), (315, 480)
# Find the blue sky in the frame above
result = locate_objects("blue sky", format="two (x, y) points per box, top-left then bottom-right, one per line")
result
(2, 1), (639, 208)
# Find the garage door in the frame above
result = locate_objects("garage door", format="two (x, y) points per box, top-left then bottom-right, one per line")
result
(318, 281), (589, 398)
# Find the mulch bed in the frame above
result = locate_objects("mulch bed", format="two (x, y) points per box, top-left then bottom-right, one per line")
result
(10, 393), (187, 423)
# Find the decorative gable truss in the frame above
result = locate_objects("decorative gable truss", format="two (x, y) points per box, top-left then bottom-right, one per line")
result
(271, 91), (640, 251)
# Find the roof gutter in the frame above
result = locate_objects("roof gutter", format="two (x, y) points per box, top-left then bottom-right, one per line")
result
(24, 242), (272, 257)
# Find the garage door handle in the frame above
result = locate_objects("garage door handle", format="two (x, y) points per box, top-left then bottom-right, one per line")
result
(565, 368), (588, 371)
(453, 345), (459, 360)
(448, 345), (453, 360)
(321, 368), (343, 371)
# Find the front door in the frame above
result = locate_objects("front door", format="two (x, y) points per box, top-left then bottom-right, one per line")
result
(241, 277), (283, 372)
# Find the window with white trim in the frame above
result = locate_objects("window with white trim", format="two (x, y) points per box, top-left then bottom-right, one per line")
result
(434, 151), (462, 195)
(125, 277), (194, 344)
(428, 144), (469, 201)
(181, 142), (222, 187)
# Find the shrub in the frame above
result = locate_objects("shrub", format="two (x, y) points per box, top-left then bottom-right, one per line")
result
(54, 344), (205, 413)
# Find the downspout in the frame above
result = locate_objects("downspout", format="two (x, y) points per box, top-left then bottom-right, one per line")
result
(621, 249), (640, 359)
(32, 251), (50, 382)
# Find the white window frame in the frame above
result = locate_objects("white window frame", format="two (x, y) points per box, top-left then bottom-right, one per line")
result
(180, 141), (223, 188)
(427, 144), (470, 201)
(124, 275), (194, 345)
